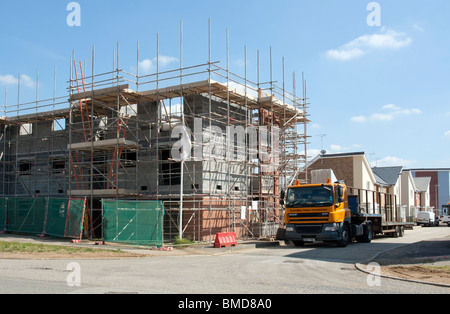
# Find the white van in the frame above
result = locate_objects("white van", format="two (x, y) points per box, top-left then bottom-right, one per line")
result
(417, 211), (438, 227)
(441, 205), (450, 227)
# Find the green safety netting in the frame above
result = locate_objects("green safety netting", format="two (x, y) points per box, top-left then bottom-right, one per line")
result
(0, 197), (85, 239)
(6, 198), (47, 235)
(45, 198), (86, 239)
(0, 198), (5, 231)
(102, 200), (164, 246)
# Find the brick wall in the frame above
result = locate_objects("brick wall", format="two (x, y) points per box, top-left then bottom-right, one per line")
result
(306, 156), (354, 187)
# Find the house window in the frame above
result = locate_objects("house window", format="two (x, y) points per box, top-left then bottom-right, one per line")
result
(19, 160), (32, 173)
(20, 123), (32, 136)
(52, 159), (66, 173)
(52, 118), (66, 131)
(160, 149), (181, 185)
(121, 151), (137, 168)
(120, 104), (137, 117)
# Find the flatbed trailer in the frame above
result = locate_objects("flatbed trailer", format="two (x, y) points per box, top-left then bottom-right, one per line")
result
(352, 213), (414, 237)
(348, 194), (414, 238)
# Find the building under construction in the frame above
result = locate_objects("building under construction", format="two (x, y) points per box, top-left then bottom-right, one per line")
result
(0, 27), (309, 243)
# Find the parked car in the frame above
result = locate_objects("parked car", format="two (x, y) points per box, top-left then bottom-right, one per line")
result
(417, 211), (439, 227)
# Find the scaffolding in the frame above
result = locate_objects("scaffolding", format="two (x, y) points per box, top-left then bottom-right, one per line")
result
(0, 22), (310, 242)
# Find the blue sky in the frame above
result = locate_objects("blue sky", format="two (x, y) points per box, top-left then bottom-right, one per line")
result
(0, 0), (449, 168)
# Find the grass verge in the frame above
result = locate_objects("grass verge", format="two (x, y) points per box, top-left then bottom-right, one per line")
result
(0, 241), (123, 255)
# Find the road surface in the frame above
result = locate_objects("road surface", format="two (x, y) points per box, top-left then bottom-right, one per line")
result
(0, 225), (448, 294)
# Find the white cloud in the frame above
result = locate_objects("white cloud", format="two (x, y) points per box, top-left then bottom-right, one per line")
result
(444, 130), (450, 139)
(330, 144), (342, 151)
(138, 59), (154, 73)
(412, 24), (424, 33)
(381, 104), (400, 111)
(351, 115), (367, 123)
(351, 104), (422, 123)
(371, 112), (394, 121)
(376, 156), (414, 167)
(138, 55), (178, 74)
(158, 55), (178, 67)
(328, 143), (362, 154)
(0, 74), (35, 88)
(326, 28), (412, 61)
(326, 48), (365, 61)
(302, 148), (322, 159)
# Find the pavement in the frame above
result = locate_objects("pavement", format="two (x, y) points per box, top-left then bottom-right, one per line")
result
(354, 235), (450, 288)
(1, 232), (449, 288)
(369, 237), (450, 266)
(1, 232), (449, 261)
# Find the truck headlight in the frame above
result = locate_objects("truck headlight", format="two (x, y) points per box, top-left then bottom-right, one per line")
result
(286, 226), (294, 232)
(324, 224), (337, 232)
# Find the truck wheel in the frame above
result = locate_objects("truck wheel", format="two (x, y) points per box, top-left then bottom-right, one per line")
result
(336, 224), (350, 247)
(398, 225), (404, 237)
(357, 223), (373, 243)
(392, 226), (400, 238)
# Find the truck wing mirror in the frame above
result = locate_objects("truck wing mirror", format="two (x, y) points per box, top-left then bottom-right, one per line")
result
(280, 189), (285, 205)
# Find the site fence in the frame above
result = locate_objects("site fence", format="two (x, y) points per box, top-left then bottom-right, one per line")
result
(0, 197), (86, 239)
(102, 200), (165, 247)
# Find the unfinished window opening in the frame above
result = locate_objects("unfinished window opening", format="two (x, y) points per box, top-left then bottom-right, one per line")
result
(95, 117), (108, 141)
(19, 123), (32, 136)
(120, 151), (137, 168)
(52, 159), (66, 173)
(160, 149), (181, 185)
(120, 104), (137, 117)
(161, 98), (183, 120)
(52, 118), (66, 132)
(19, 160), (32, 173)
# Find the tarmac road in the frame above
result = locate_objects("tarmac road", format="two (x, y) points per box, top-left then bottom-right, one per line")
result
(0, 225), (448, 294)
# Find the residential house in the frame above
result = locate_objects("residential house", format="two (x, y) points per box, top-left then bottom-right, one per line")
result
(400, 171), (418, 222)
(372, 166), (405, 221)
(405, 168), (450, 215)
(413, 177), (431, 211)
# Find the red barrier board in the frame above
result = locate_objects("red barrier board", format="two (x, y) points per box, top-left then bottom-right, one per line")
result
(214, 232), (237, 248)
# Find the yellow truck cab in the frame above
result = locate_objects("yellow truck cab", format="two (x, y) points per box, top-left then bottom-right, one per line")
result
(284, 179), (358, 247)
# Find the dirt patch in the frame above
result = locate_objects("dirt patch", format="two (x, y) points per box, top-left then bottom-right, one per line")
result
(381, 265), (450, 285)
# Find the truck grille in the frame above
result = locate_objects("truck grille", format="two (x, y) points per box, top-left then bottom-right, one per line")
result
(289, 213), (329, 218)
(295, 225), (323, 234)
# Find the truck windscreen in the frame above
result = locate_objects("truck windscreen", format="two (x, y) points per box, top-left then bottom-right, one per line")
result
(286, 186), (333, 208)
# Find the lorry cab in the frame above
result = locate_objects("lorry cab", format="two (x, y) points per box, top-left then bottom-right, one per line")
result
(283, 179), (357, 247)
